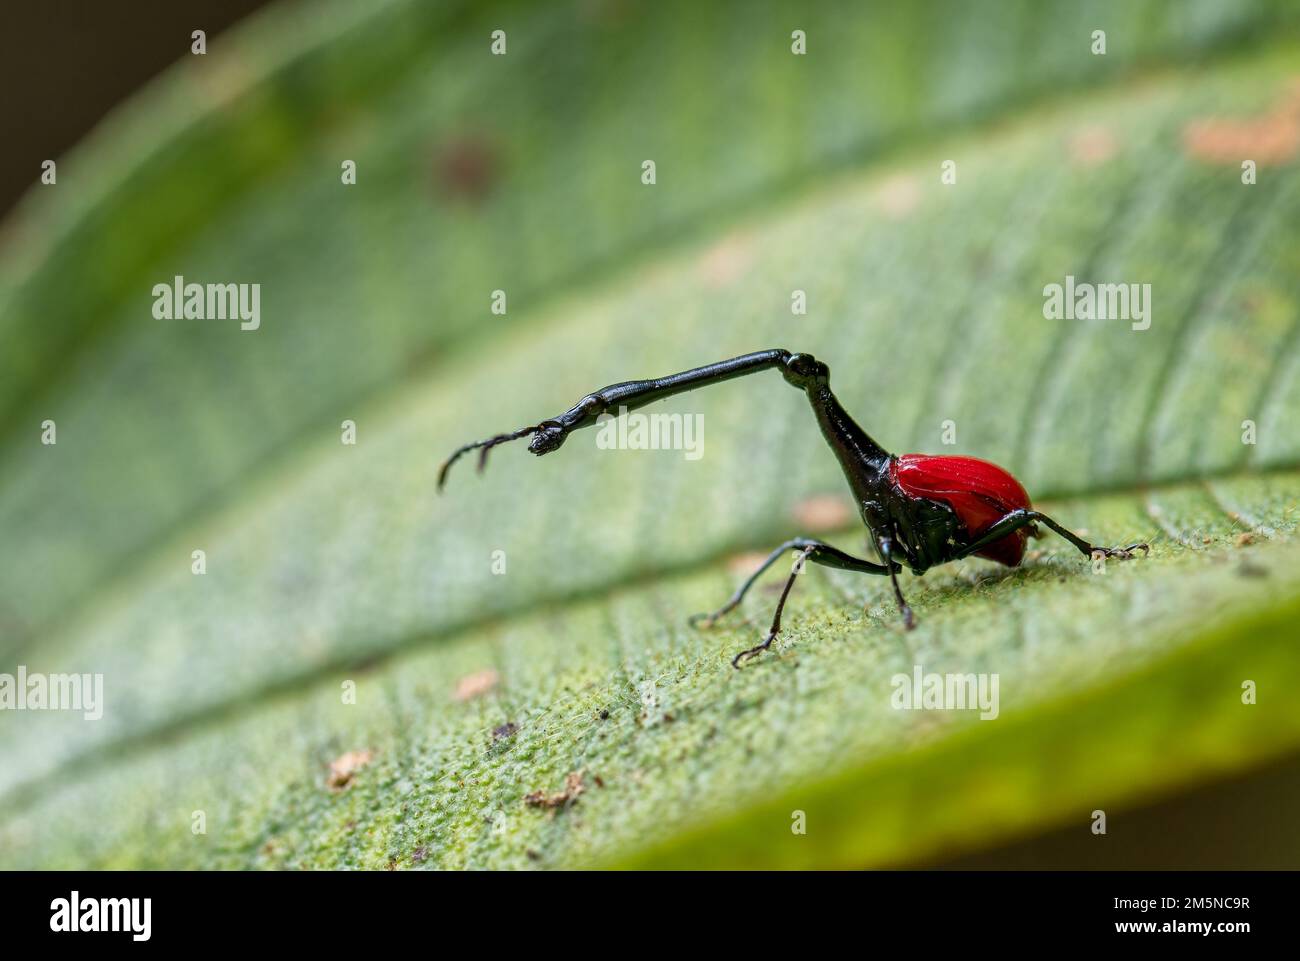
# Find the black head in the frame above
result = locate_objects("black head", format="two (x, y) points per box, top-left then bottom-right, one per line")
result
(781, 352), (829, 390)
(527, 422), (568, 455)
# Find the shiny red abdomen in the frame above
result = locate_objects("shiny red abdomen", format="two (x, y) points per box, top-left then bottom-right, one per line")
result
(889, 454), (1032, 567)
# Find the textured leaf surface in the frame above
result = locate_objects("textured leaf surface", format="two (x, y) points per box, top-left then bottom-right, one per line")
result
(1, 0), (1299, 869)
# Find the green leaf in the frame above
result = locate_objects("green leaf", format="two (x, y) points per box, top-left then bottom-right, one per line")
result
(2, 0), (1299, 869)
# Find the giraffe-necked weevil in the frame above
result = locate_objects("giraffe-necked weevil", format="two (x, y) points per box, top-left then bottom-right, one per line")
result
(438, 349), (1149, 667)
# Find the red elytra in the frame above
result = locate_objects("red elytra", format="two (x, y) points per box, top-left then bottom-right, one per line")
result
(889, 454), (1032, 567)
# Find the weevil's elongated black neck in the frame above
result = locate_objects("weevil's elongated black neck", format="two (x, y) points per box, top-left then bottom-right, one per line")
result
(805, 384), (892, 500)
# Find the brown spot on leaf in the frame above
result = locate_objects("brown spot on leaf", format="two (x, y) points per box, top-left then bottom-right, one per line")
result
(1236, 531), (1257, 547)
(579, 0), (633, 26)
(433, 134), (501, 203)
(792, 493), (854, 532)
(454, 668), (499, 702)
(327, 749), (373, 792)
(1183, 84), (1300, 167)
(873, 174), (921, 219)
(697, 231), (755, 288)
(1068, 125), (1118, 167)
(523, 771), (585, 810)
(725, 550), (772, 576)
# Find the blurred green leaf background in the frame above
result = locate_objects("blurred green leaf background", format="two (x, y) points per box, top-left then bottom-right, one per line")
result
(1, 0), (1299, 869)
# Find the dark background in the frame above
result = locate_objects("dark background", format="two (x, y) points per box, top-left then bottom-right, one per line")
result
(0, 0), (271, 219)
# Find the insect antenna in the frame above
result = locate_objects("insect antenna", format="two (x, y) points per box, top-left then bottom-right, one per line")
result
(437, 425), (541, 491)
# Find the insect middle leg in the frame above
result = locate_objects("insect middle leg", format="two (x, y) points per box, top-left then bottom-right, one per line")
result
(689, 537), (895, 667)
(955, 508), (1149, 561)
(689, 537), (894, 628)
(728, 546), (816, 667)
(875, 532), (916, 630)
